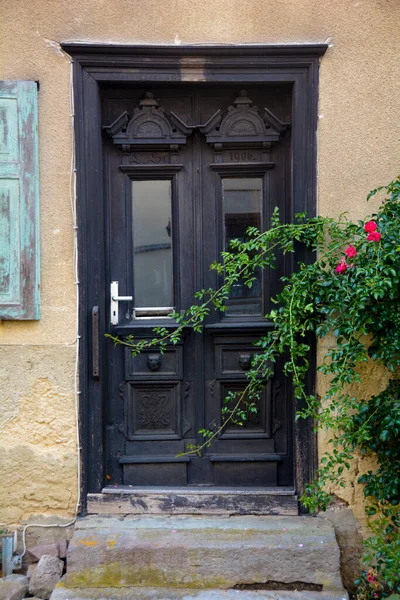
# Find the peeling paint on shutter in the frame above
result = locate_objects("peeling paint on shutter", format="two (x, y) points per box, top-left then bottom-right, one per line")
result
(0, 80), (40, 319)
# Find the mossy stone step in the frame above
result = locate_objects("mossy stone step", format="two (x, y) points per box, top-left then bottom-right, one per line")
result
(64, 516), (346, 594)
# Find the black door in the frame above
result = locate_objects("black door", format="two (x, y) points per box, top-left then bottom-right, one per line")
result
(103, 84), (293, 487)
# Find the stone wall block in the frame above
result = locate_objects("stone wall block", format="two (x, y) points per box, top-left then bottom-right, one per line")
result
(325, 503), (363, 593)
(29, 555), (64, 600)
(27, 563), (38, 579)
(0, 574), (28, 600)
(28, 541), (69, 563)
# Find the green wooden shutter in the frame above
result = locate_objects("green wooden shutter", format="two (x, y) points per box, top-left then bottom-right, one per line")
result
(0, 80), (40, 319)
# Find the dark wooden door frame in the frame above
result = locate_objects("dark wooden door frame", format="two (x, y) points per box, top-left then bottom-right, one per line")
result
(61, 43), (328, 513)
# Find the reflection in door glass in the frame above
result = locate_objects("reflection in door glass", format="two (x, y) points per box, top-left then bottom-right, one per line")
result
(222, 178), (262, 316)
(132, 180), (173, 311)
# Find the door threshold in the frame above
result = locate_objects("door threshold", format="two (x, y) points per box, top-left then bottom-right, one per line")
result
(87, 486), (298, 516)
(101, 485), (296, 496)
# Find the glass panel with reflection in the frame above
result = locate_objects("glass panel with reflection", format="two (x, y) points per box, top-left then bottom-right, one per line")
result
(222, 178), (263, 316)
(132, 180), (173, 311)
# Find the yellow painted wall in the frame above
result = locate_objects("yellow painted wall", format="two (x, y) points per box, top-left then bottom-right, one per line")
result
(0, 0), (399, 527)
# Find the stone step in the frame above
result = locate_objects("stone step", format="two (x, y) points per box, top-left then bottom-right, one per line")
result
(64, 515), (346, 595)
(52, 584), (349, 600)
(87, 487), (299, 516)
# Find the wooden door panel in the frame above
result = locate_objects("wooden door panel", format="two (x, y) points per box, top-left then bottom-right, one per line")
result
(104, 85), (293, 487)
(125, 345), (183, 380)
(125, 382), (183, 440)
(217, 382), (271, 439)
(216, 345), (262, 379)
(123, 461), (189, 486)
(213, 461), (278, 487)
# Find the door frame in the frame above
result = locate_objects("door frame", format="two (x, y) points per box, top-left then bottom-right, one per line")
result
(62, 43), (328, 513)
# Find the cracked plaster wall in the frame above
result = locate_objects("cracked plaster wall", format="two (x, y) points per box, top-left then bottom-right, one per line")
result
(0, 0), (399, 539)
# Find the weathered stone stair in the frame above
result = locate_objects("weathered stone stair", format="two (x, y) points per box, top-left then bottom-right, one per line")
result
(52, 590), (348, 600)
(51, 514), (349, 600)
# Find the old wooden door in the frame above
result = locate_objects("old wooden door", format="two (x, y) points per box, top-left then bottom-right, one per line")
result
(103, 84), (293, 488)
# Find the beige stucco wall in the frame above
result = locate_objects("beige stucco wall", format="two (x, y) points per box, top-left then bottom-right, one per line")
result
(0, 0), (399, 529)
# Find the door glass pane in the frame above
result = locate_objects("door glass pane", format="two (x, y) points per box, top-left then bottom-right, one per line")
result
(222, 178), (262, 316)
(132, 180), (173, 311)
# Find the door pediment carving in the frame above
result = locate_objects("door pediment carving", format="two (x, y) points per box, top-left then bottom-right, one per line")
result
(104, 92), (190, 151)
(104, 90), (288, 154)
(203, 90), (288, 150)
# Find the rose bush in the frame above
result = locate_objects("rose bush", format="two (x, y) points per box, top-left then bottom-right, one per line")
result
(109, 176), (400, 598)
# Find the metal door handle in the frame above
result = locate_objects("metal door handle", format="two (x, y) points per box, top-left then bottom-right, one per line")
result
(112, 295), (133, 301)
(110, 281), (132, 325)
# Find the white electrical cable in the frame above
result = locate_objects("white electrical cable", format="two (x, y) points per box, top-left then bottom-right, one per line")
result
(21, 53), (81, 558)
(69, 53), (82, 520)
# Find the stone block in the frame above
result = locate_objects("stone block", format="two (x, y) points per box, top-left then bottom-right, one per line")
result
(0, 574), (28, 600)
(28, 540), (69, 562)
(325, 502), (363, 593)
(27, 563), (38, 579)
(29, 555), (64, 600)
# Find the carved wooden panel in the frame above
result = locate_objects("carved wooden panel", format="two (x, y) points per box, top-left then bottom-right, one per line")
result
(126, 382), (182, 440)
(216, 344), (262, 379)
(125, 346), (183, 380)
(218, 381), (271, 439)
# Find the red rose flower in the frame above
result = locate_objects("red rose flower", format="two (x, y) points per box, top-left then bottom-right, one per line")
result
(364, 220), (377, 233)
(366, 571), (376, 583)
(367, 231), (381, 242)
(345, 245), (357, 258)
(335, 260), (347, 273)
